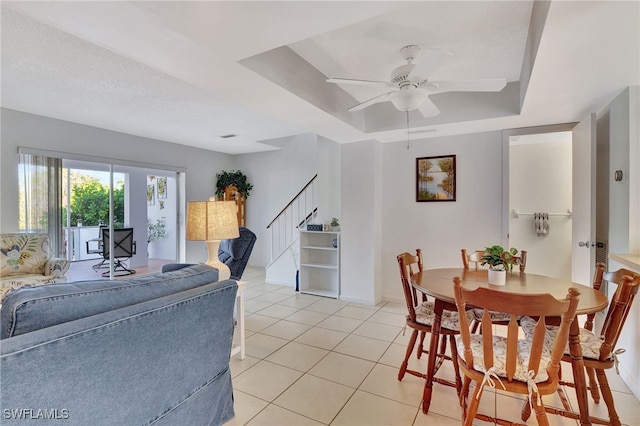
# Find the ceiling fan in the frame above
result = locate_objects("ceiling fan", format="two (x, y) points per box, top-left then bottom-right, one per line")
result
(327, 45), (507, 118)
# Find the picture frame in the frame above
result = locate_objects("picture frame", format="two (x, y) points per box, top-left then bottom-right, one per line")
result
(157, 177), (167, 199)
(147, 184), (155, 206)
(416, 155), (456, 202)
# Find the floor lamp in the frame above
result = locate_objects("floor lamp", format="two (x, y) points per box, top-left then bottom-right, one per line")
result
(186, 200), (239, 280)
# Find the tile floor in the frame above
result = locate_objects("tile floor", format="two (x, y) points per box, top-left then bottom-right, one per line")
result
(226, 267), (639, 426)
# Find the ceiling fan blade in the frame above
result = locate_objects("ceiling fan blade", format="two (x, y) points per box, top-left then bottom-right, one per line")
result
(327, 78), (393, 87)
(347, 92), (394, 112)
(410, 48), (453, 78)
(425, 78), (507, 93)
(417, 96), (440, 118)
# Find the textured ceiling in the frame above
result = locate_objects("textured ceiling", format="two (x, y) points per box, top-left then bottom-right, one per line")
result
(1, 1), (639, 154)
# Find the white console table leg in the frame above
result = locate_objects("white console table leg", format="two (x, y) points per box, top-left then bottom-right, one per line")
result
(231, 280), (246, 360)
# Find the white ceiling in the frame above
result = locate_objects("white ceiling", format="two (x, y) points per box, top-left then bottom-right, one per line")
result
(1, 1), (638, 154)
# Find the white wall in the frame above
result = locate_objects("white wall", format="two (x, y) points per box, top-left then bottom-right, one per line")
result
(380, 132), (504, 303)
(509, 134), (573, 279)
(605, 86), (640, 399)
(0, 108), (236, 265)
(340, 140), (381, 305)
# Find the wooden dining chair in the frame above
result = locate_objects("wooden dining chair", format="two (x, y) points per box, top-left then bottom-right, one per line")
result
(453, 276), (580, 426)
(396, 250), (467, 394)
(461, 248), (528, 332)
(521, 267), (640, 426)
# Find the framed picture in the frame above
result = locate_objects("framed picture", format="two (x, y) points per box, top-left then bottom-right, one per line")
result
(157, 177), (167, 199)
(416, 155), (456, 202)
(147, 184), (155, 206)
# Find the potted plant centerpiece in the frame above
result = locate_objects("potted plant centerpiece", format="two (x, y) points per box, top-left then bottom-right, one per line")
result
(481, 245), (519, 285)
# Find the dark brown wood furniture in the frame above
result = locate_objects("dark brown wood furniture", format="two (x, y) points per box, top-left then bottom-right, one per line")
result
(410, 268), (608, 425)
(396, 250), (463, 402)
(453, 277), (580, 425)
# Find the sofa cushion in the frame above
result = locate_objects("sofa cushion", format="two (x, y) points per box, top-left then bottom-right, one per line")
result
(219, 228), (253, 261)
(1, 234), (51, 277)
(0, 264), (219, 339)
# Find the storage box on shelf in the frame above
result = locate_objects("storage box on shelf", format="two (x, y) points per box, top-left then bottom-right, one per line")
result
(299, 230), (340, 298)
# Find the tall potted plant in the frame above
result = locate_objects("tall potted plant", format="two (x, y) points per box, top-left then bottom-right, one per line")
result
(481, 245), (519, 285)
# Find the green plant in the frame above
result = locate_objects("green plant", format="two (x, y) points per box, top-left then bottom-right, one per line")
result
(481, 245), (519, 272)
(147, 218), (167, 243)
(330, 217), (339, 227)
(215, 170), (253, 198)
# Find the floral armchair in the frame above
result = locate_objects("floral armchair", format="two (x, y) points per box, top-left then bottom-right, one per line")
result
(1, 233), (69, 301)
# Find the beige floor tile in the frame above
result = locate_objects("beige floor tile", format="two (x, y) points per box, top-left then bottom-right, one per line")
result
(347, 301), (381, 311)
(378, 342), (426, 373)
(331, 390), (418, 426)
(333, 334), (391, 362)
(245, 404), (324, 426)
(266, 341), (329, 372)
(359, 363), (424, 406)
(272, 286), (297, 295)
(279, 294), (322, 309)
(422, 381), (463, 421)
(308, 352), (375, 388)
(233, 360), (303, 402)
(563, 382), (639, 426)
(252, 292), (293, 304)
(334, 305), (376, 320)
(379, 302), (407, 315)
(230, 355), (261, 378)
(294, 327), (348, 350)
(353, 320), (402, 342)
(245, 333), (289, 359)
(274, 374), (355, 424)
(367, 310), (407, 327)
(285, 309), (330, 326)
(306, 298), (348, 315)
(245, 313), (280, 332)
(316, 315), (364, 333)
(260, 320), (311, 340)
(244, 298), (273, 313)
(255, 304), (301, 319)
(224, 390), (268, 426)
(413, 411), (463, 426)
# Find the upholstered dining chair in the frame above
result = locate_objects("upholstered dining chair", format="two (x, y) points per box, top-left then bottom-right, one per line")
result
(453, 277), (580, 426)
(396, 250), (469, 394)
(461, 248), (528, 332)
(521, 266), (640, 426)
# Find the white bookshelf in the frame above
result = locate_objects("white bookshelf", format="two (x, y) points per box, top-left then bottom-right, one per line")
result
(299, 230), (340, 298)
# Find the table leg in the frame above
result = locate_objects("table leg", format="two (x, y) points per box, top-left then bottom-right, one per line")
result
(231, 281), (246, 360)
(569, 316), (592, 426)
(422, 298), (444, 414)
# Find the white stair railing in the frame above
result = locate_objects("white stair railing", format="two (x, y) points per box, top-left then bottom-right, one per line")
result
(266, 175), (318, 267)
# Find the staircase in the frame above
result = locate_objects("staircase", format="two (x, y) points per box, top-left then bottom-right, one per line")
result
(265, 175), (317, 285)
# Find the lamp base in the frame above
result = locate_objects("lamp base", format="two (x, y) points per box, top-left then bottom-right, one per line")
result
(205, 240), (231, 280)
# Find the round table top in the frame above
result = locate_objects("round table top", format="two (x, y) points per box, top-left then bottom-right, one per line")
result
(411, 268), (609, 315)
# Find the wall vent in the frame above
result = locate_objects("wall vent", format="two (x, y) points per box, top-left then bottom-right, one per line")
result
(220, 134), (237, 139)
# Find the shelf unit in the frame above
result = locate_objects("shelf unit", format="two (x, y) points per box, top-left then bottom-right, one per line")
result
(299, 230), (340, 298)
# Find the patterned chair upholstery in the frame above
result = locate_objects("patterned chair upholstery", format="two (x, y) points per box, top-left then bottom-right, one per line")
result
(0, 233), (69, 301)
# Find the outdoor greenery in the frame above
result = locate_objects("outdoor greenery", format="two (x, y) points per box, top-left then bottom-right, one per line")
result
(63, 173), (125, 227)
(215, 170), (253, 198)
(481, 245), (520, 272)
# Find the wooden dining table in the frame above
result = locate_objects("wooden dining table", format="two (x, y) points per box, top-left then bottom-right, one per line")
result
(410, 267), (609, 425)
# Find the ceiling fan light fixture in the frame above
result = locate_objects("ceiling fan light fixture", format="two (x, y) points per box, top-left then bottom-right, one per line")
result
(389, 88), (425, 111)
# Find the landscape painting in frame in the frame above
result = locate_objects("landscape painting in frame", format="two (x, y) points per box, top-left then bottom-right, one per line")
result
(416, 155), (456, 202)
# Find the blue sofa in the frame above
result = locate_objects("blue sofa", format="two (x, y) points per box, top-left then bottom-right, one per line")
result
(0, 264), (236, 425)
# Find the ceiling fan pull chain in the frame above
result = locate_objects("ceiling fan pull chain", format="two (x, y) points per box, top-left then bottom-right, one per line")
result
(406, 111), (410, 150)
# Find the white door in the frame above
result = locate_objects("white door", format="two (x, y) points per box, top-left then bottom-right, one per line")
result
(571, 113), (597, 285)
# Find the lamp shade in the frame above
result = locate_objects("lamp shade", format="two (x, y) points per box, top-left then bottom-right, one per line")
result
(186, 200), (239, 241)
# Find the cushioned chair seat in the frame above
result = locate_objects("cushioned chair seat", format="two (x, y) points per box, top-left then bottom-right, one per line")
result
(415, 300), (475, 331)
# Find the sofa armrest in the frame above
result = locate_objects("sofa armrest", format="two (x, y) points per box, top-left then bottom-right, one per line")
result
(44, 257), (70, 276)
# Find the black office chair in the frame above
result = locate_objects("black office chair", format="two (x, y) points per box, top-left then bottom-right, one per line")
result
(101, 227), (137, 277)
(86, 225), (107, 271)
